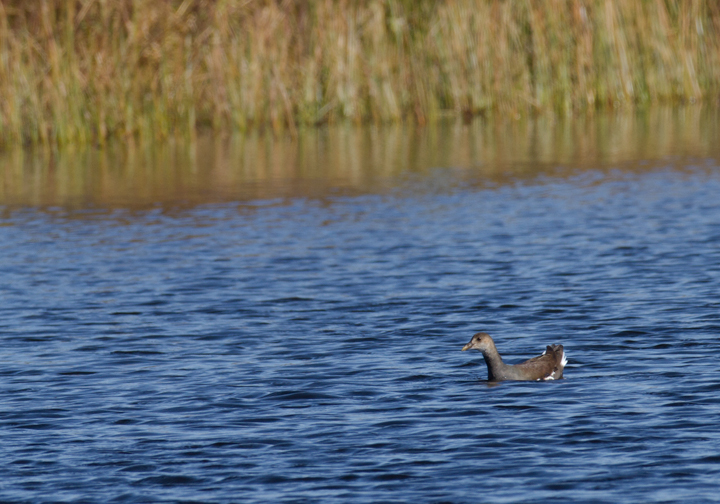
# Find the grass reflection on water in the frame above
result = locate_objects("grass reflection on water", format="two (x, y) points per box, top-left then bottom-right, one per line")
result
(1, 107), (719, 211)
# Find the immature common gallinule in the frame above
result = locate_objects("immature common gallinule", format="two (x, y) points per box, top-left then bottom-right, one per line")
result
(462, 332), (567, 382)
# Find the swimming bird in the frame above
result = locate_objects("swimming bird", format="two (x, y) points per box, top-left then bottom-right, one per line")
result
(462, 332), (567, 382)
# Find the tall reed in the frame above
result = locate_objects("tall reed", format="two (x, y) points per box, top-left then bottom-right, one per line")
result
(0, 0), (718, 147)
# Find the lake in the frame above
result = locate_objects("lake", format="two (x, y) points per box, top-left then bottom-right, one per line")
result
(1, 108), (720, 503)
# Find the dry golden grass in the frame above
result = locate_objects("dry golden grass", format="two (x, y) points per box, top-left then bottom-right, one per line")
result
(0, 0), (718, 147)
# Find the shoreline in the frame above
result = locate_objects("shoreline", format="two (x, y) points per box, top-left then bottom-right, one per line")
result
(1, 0), (718, 147)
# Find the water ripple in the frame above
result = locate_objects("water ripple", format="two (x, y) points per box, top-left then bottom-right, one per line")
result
(1, 165), (720, 502)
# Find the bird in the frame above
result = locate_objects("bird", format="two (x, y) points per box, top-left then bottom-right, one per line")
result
(461, 332), (567, 382)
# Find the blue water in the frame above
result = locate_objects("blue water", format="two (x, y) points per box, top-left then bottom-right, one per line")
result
(2, 152), (720, 501)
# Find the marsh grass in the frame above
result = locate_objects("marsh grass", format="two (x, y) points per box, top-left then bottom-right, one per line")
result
(0, 0), (718, 147)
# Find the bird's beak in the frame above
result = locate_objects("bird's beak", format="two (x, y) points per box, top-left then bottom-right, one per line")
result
(462, 343), (472, 351)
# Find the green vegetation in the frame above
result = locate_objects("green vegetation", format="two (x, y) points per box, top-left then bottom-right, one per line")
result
(0, 0), (718, 147)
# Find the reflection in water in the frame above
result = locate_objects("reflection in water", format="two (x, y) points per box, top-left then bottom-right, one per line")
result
(1, 106), (719, 209)
(1, 107), (720, 503)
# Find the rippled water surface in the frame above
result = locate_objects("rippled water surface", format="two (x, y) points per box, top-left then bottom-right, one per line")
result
(2, 110), (720, 502)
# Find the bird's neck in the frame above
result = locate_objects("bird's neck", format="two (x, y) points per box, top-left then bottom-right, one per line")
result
(482, 349), (505, 381)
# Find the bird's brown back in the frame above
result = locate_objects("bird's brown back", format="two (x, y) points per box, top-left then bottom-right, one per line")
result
(513, 345), (564, 380)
